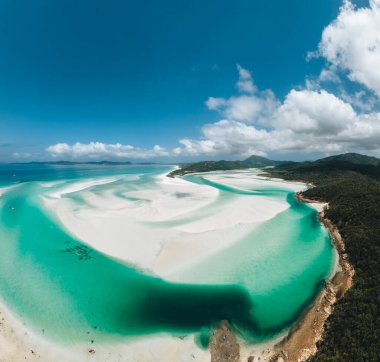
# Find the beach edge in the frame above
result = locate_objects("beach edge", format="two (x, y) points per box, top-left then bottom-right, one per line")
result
(265, 193), (355, 362)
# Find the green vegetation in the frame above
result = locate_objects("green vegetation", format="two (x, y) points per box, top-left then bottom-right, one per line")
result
(168, 160), (249, 177)
(242, 154), (283, 167)
(168, 155), (284, 177)
(268, 153), (380, 361)
(172, 152), (380, 360)
(274, 152), (380, 181)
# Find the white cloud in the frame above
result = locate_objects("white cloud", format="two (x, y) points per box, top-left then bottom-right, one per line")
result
(205, 97), (226, 110)
(12, 152), (32, 159)
(173, 85), (380, 158)
(174, 120), (271, 157)
(46, 35), (380, 161)
(205, 95), (266, 122)
(318, 67), (341, 84)
(47, 142), (169, 159)
(173, 139), (218, 156)
(318, 0), (380, 98)
(273, 89), (356, 135)
(236, 64), (257, 94)
(205, 65), (279, 124)
(48, 69), (380, 160)
(225, 93), (278, 123)
(339, 89), (377, 112)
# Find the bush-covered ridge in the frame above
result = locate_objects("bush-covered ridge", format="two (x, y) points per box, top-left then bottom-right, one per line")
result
(168, 155), (283, 177)
(170, 152), (380, 360)
(268, 154), (380, 361)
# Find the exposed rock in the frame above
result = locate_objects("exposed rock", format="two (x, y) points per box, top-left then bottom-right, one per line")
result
(248, 195), (355, 362)
(210, 321), (240, 362)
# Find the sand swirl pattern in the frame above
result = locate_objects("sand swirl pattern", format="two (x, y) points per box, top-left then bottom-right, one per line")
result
(0, 164), (335, 361)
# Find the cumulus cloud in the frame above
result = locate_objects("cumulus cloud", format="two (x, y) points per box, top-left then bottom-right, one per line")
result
(170, 4), (380, 160)
(273, 89), (356, 135)
(12, 152), (33, 159)
(205, 65), (279, 124)
(339, 89), (377, 112)
(318, 67), (341, 84)
(174, 120), (271, 157)
(47, 5), (380, 163)
(48, 68), (380, 160)
(205, 97), (226, 110)
(317, 0), (380, 98)
(173, 83), (380, 158)
(236, 64), (257, 93)
(47, 142), (169, 159)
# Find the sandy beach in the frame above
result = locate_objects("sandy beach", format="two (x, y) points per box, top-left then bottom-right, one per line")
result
(0, 169), (339, 362)
(42, 170), (299, 276)
(0, 298), (212, 362)
(266, 195), (354, 362)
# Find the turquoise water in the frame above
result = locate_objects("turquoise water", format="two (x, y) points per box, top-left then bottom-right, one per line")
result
(0, 164), (334, 347)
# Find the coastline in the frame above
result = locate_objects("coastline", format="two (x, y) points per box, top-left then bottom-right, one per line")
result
(0, 169), (350, 362)
(266, 193), (355, 362)
(206, 178), (354, 362)
(169, 169), (355, 362)
(44, 169), (297, 277)
(0, 298), (212, 362)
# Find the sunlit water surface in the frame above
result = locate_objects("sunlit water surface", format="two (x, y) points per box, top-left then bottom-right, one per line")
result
(0, 164), (334, 348)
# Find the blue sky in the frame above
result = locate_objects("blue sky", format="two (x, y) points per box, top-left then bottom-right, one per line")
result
(1, 0), (379, 162)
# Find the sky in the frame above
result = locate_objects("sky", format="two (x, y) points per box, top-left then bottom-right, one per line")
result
(1, 0), (380, 162)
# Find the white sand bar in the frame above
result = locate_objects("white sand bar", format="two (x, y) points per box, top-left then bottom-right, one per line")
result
(0, 169), (308, 362)
(42, 169), (305, 276)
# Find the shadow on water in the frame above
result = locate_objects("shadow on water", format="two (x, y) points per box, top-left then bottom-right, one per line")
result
(249, 278), (326, 340)
(0, 175), (331, 347)
(129, 281), (257, 334)
(0, 183), (260, 344)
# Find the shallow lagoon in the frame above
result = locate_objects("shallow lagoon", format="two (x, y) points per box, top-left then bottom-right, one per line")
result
(0, 164), (334, 349)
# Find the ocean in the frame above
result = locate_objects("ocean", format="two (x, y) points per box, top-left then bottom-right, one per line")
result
(0, 163), (335, 350)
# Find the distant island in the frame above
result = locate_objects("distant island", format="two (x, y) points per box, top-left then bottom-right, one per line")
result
(12, 160), (166, 166)
(172, 152), (380, 361)
(21, 161), (158, 166)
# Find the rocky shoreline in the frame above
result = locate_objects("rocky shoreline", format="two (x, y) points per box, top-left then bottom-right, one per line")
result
(210, 321), (240, 362)
(210, 193), (355, 362)
(170, 169), (356, 362)
(267, 194), (354, 362)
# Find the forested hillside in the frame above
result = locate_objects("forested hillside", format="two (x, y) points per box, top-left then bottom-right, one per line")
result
(269, 153), (380, 361)
(168, 155), (283, 177)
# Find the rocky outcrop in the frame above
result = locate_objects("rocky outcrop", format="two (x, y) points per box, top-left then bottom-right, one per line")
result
(211, 195), (354, 362)
(210, 321), (240, 362)
(267, 198), (354, 362)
